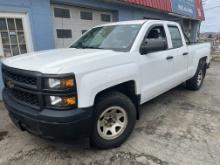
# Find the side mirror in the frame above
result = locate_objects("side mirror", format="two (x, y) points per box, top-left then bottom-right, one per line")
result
(140, 38), (167, 55)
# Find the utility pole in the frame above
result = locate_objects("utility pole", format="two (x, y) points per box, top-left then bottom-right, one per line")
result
(218, 29), (220, 41)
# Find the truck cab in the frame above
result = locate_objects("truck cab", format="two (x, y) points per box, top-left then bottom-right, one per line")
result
(1, 20), (211, 149)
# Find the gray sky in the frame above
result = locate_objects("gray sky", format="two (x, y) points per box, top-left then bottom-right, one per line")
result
(201, 0), (220, 32)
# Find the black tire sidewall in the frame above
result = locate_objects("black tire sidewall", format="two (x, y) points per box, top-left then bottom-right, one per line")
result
(186, 60), (206, 90)
(195, 62), (206, 89)
(91, 92), (136, 149)
(200, 68), (205, 85)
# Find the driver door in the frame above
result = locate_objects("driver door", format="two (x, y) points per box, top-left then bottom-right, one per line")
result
(139, 24), (174, 103)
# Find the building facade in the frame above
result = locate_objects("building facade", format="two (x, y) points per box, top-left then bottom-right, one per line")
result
(0, 0), (204, 98)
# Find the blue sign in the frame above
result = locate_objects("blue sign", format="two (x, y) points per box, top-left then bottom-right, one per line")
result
(171, 0), (196, 18)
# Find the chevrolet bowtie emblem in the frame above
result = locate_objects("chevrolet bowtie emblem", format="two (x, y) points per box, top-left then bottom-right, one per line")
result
(6, 80), (14, 88)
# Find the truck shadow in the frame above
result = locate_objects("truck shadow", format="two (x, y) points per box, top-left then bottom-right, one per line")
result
(43, 138), (91, 151)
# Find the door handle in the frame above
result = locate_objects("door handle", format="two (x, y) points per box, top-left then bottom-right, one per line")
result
(166, 56), (174, 60)
(183, 52), (189, 56)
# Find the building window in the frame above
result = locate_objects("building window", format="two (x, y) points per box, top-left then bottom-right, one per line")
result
(168, 26), (183, 49)
(81, 30), (87, 34)
(101, 14), (111, 22)
(80, 11), (93, 20)
(0, 18), (7, 30)
(0, 18), (27, 57)
(56, 29), (72, 38)
(54, 8), (70, 18)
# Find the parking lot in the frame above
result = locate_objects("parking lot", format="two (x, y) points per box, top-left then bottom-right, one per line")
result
(0, 62), (220, 165)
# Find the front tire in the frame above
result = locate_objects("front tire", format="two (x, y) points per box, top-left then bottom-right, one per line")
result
(91, 92), (136, 149)
(186, 59), (206, 90)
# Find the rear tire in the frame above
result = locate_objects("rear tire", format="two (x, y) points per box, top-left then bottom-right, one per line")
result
(90, 92), (136, 149)
(186, 59), (206, 90)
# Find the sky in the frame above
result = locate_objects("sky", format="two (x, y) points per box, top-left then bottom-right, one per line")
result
(201, 0), (220, 32)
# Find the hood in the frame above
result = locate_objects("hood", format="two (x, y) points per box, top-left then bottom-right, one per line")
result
(2, 48), (131, 74)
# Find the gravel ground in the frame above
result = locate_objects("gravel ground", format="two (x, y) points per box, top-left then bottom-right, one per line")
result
(0, 62), (220, 165)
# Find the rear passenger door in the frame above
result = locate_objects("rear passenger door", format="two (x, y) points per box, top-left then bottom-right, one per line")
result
(166, 25), (189, 83)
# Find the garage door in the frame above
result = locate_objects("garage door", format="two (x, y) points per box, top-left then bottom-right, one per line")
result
(52, 5), (113, 48)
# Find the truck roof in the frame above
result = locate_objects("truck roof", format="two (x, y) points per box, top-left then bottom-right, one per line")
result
(96, 19), (178, 27)
(103, 20), (148, 25)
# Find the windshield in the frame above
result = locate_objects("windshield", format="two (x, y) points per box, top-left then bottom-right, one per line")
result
(70, 24), (142, 52)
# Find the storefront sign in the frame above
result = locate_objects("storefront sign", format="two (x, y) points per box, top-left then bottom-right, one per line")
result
(171, 0), (197, 18)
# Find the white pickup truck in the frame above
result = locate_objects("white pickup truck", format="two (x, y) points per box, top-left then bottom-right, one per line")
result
(2, 20), (211, 149)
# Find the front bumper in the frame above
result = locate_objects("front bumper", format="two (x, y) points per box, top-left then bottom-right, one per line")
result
(3, 89), (93, 140)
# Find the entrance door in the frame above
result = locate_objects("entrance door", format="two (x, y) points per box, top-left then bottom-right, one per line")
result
(0, 13), (33, 58)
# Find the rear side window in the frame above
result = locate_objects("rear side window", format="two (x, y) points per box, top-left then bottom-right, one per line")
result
(168, 26), (183, 48)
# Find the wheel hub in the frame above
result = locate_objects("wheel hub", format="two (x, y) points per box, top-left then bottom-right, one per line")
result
(97, 106), (128, 140)
(103, 114), (117, 126)
(197, 70), (203, 86)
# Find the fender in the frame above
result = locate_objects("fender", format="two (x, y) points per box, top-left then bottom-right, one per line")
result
(75, 63), (141, 108)
(189, 43), (211, 77)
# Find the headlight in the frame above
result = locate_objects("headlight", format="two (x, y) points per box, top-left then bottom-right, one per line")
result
(44, 75), (77, 109)
(46, 78), (75, 90)
(49, 96), (77, 107)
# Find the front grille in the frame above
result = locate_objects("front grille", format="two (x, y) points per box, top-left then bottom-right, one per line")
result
(2, 65), (77, 110)
(9, 89), (39, 107)
(2, 69), (37, 86)
(2, 65), (40, 109)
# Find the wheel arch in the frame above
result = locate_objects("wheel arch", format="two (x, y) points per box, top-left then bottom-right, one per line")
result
(94, 80), (141, 119)
(192, 56), (208, 76)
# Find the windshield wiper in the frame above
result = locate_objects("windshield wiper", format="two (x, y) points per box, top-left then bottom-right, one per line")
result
(79, 46), (105, 49)
(85, 46), (102, 49)
(72, 45), (113, 50)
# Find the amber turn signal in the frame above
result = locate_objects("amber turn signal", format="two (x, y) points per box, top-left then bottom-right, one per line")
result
(64, 97), (76, 106)
(63, 79), (74, 88)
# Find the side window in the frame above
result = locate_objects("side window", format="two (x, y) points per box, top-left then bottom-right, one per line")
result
(146, 26), (167, 40)
(168, 26), (183, 49)
(140, 25), (168, 54)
